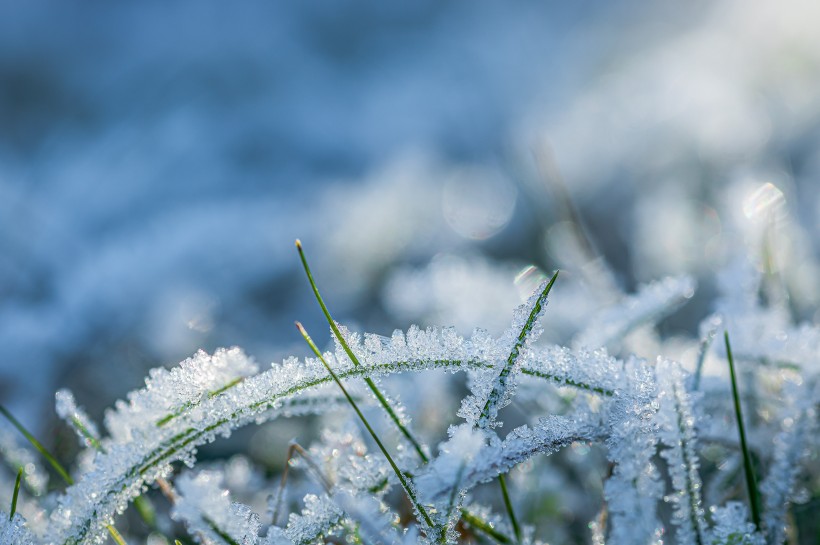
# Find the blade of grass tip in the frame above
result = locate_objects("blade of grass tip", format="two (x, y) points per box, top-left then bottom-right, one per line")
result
(296, 321), (436, 531)
(692, 325), (718, 391)
(0, 404), (73, 485)
(296, 240), (515, 545)
(498, 474), (522, 544)
(460, 510), (512, 544)
(9, 467), (22, 520)
(479, 271), (558, 544)
(724, 332), (762, 531)
(478, 270), (558, 429)
(296, 239), (428, 463)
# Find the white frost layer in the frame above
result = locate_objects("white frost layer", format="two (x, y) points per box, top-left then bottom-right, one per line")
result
(0, 513), (36, 545)
(172, 470), (261, 545)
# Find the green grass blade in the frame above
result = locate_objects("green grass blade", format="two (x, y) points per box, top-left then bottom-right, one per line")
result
(498, 474), (522, 544)
(107, 526), (128, 545)
(478, 270), (558, 430)
(296, 240), (428, 462)
(205, 516), (241, 545)
(724, 332), (762, 531)
(0, 406), (130, 543)
(296, 321), (436, 532)
(9, 467), (22, 520)
(0, 404), (74, 485)
(461, 509), (512, 544)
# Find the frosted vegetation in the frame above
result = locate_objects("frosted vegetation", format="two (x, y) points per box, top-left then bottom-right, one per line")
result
(1, 232), (817, 545)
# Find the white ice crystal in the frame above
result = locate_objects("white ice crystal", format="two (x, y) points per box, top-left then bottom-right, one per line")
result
(1, 513), (37, 545)
(55, 389), (101, 450)
(172, 470), (261, 545)
(655, 358), (707, 545)
(709, 502), (765, 545)
(103, 347), (259, 443)
(284, 493), (344, 545)
(760, 378), (818, 545)
(419, 416), (602, 506)
(602, 357), (663, 545)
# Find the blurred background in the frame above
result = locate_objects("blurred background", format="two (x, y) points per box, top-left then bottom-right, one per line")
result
(1, 0), (820, 443)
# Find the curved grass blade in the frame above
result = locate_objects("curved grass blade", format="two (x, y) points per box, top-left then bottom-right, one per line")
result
(0, 404), (73, 485)
(0, 405), (130, 544)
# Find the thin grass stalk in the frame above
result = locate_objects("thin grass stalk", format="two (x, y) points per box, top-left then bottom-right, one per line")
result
(724, 332), (762, 531)
(296, 321), (437, 531)
(498, 474), (522, 544)
(9, 467), (22, 520)
(671, 379), (706, 545)
(478, 271), (558, 543)
(296, 240), (521, 544)
(0, 404), (129, 544)
(0, 405), (73, 485)
(296, 240), (428, 462)
(272, 441), (333, 525)
(477, 271), (559, 429)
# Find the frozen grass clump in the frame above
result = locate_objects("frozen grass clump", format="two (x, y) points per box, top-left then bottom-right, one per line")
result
(0, 240), (817, 545)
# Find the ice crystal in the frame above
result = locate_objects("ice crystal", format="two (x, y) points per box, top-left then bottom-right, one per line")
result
(760, 378), (818, 545)
(55, 390), (101, 450)
(5, 253), (817, 544)
(603, 357), (663, 545)
(1, 513), (37, 545)
(172, 470), (261, 545)
(708, 503), (765, 545)
(655, 359), (707, 545)
(284, 493), (343, 545)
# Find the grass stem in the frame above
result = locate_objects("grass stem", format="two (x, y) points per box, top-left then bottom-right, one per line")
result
(10, 467), (22, 520)
(0, 405), (73, 485)
(0, 405), (129, 544)
(724, 332), (762, 531)
(296, 321), (436, 531)
(296, 239), (428, 463)
(498, 474), (522, 544)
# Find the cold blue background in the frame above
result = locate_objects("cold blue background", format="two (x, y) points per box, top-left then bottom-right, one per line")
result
(2, 0), (819, 430)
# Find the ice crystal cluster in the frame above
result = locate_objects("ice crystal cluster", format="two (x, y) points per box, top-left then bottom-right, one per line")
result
(0, 251), (817, 545)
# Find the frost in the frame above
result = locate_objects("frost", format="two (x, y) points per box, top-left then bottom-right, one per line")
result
(1, 513), (37, 545)
(708, 503), (765, 545)
(284, 494), (343, 545)
(655, 359), (707, 545)
(103, 347), (258, 443)
(419, 417), (599, 505)
(603, 357), (663, 545)
(172, 470), (262, 545)
(760, 379), (818, 545)
(5, 253), (819, 544)
(55, 390), (101, 450)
